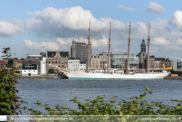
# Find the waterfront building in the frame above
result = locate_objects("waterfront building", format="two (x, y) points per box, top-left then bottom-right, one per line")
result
(138, 39), (147, 68)
(91, 52), (111, 70)
(143, 56), (168, 70)
(46, 50), (69, 72)
(165, 58), (171, 68)
(68, 59), (80, 70)
(0, 59), (5, 69)
(171, 59), (182, 76)
(143, 55), (155, 69)
(71, 40), (92, 60)
(155, 58), (166, 69)
(22, 53), (46, 76)
(13, 58), (23, 70)
(91, 54), (101, 70)
(111, 53), (139, 69)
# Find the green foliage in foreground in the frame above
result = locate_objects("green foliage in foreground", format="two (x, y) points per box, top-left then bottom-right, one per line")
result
(0, 47), (27, 115)
(27, 87), (182, 116)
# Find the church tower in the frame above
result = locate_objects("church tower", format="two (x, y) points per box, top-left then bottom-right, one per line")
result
(141, 39), (146, 52)
(139, 39), (147, 68)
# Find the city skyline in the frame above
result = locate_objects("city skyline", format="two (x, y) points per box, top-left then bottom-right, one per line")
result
(0, 0), (182, 60)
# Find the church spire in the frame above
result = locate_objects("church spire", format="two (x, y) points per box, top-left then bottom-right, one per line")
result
(142, 37), (145, 43)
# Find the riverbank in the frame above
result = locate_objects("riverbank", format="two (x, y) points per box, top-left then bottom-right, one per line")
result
(17, 75), (61, 79)
(164, 76), (182, 80)
(17, 76), (182, 80)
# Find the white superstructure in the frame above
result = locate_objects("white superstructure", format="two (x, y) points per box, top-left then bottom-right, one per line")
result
(61, 69), (170, 80)
(79, 64), (86, 71)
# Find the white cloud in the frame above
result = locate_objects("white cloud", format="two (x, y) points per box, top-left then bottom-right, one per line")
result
(56, 38), (70, 45)
(171, 10), (182, 29)
(176, 39), (182, 45)
(116, 5), (136, 11)
(152, 37), (170, 45)
(4, 6), (182, 60)
(112, 48), (126, 54)
(23, 39), (60, 51)
(0, 21), (23, 37)
(150, 46), (159, 54)
(92, 36), (108, 48)
(146, 2), (165, 13)
(21, 6), (126, 38)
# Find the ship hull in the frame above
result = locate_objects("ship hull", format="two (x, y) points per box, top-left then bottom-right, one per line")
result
(63, 70), (170, 80)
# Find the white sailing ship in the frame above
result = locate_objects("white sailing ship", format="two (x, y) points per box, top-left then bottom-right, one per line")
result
(58, 69), (169, 80)
(51, 22), (170, 80)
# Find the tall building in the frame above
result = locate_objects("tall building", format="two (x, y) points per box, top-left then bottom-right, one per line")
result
(138, 39), (147, 68)
(71, 40), (92, 60)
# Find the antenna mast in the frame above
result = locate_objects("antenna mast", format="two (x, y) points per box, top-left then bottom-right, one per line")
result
(126, 22), (131, 74)
(146, 23), (150, 73)
(86, 22), (91, 73)
(107, 22), (112, 72)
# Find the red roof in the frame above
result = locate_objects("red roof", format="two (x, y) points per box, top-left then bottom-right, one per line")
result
(0, 62), (5, 64)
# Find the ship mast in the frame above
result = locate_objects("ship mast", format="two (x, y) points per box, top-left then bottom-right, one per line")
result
(146, 23), (150, 73)
(126, 22), (131, 74)
(86, 22), (91, 73)
(107, 22), (112, 72)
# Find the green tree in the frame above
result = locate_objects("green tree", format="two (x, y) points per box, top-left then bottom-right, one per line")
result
(0, 47), (27, 115)
(48, 68), (55, 74)
(7, 58), (13, 68)
(55, 69), (59, 74)
(20, 58), (24, 60)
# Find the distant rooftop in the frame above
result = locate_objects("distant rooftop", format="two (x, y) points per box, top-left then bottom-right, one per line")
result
(28, 55), (42, 57)
(155, 58), (165, 61)
(47, 51), (69, 58)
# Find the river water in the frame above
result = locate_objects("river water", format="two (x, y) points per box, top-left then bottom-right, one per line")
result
(16, 79), (182, 115)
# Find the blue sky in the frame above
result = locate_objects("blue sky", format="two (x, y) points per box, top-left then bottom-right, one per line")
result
(0, 0), (182, 60)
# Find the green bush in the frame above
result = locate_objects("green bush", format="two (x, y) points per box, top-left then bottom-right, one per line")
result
(0, 47), (27, 115)
(28, 87), (182, 116)
(48, 69), (55, 74)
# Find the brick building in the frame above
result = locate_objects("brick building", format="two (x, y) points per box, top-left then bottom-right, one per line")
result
(46, 50), (69, 72)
